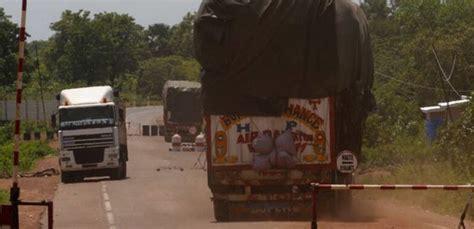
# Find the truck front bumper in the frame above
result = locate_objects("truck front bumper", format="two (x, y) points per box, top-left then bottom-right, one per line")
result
(59, 146), (121, 172)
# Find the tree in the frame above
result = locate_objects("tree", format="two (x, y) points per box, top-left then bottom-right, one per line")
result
(0, 8), (19, 91)
(361, 0), (391, 21)
(46, 10), (98, 84)
(92, 12), (146, 86)
(363, 0), (474, 147)
(146, 23), (172, 57)
(168, 13), (195, 58)
(46, 10), (146, 86)
(137, 55), (200, 98)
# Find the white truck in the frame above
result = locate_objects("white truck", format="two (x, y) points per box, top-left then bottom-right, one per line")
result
(55, 86), (128, 183)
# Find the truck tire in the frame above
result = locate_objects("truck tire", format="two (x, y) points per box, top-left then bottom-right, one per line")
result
(111, 162), (127, 180)
(61, 172), (82, 183)
(61, 172), (71, 183)
(120, 162), (127, 179)
(213, 200), (229, 222)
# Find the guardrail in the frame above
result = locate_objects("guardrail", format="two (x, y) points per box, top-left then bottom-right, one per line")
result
(310, 183), (474, 229)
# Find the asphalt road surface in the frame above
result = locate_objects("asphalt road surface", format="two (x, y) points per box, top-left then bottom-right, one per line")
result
(43, 106), (469, 229)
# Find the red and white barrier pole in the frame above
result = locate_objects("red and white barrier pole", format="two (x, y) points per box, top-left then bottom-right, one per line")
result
(11, 0), (28, 228)
(310, 183), (474, 229)
(313, 183), (474, 191)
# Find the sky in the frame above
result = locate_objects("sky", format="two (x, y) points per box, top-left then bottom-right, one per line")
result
(1, 0), (201, 41)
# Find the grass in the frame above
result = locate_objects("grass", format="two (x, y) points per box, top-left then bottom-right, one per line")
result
(360, 137), (474, 220)
(0, 189), (8, 204)
(359, 162), (473, 219)
(0, 141), (56, 177)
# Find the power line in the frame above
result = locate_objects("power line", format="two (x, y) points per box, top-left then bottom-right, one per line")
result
(374, 71), (472, 93)
(431, 47), (462, 98)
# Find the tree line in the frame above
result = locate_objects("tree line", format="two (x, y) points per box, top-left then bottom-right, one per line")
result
(0, 9), (198, 103)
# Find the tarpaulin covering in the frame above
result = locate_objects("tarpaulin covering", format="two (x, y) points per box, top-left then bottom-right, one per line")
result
(194, 0), (374, 115)
(162, 81), (203, 123)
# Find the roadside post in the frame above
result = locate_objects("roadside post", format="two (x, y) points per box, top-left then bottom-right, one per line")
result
(10, 0), (29, 227)
(9, 0), (54, 228)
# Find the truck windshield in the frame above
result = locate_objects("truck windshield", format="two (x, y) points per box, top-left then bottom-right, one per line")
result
(168, 92), (202, 124)
(59, 105), (115, 130)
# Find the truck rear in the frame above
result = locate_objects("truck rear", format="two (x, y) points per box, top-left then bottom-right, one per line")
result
(194, 0), (374, 221)
(162, 81), (203, 142)
(206, 98), (342, 220)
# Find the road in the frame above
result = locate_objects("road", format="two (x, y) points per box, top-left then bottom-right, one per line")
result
(43, 107), (470, 229)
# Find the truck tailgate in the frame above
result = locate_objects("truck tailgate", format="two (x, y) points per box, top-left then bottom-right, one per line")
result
(206, 98), (335, 170)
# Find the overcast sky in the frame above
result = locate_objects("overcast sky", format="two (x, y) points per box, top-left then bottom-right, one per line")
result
(1, 0), (201, 41)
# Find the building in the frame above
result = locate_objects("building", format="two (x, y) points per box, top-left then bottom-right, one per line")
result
(420, 96), (470, 142)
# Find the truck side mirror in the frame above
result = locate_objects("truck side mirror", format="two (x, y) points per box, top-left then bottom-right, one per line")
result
(51, 114), (57, 129)
(113, 90), (120, 98)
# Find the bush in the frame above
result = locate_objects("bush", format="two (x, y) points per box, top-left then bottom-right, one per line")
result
(0, 141), (56, 177)
(0, 122), (12, 145)
(436, 94), (474, 178)
(0, 189), (8, 204)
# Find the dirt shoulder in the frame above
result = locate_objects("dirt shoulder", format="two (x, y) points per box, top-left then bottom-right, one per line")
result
(0, 155), (59, 229)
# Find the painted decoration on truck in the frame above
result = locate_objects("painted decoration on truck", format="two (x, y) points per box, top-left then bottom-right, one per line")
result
(209, 98), (333, 166)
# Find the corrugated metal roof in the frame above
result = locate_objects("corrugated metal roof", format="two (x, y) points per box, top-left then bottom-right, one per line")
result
(420, 98), (470, 114)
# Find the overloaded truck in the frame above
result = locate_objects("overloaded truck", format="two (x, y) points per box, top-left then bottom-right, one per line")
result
(162, 80), (203, 142)
(194, 0), (375, 221)
(55, 86), (128, 183)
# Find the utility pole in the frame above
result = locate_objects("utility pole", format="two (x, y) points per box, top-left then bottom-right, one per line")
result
(34, 44), (47, 126)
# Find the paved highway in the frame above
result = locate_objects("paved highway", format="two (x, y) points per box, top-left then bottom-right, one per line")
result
(43, 107), (468, 229)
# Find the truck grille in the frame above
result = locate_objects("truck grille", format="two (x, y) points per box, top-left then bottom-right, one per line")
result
(62, 133), (114, 150)
(73, 148), (105, 164)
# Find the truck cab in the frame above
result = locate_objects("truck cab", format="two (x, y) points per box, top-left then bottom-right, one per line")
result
(57, 86), (128, 183)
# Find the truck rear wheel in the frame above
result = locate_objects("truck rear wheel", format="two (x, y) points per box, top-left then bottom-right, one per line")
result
(213, 200), (229, 222)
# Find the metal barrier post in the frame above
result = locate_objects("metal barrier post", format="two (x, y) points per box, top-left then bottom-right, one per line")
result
(10, 186), (19, 229)
(48, 201), (54, 229)
(311, 183), (319, 229)
(18, 201), (53, 229)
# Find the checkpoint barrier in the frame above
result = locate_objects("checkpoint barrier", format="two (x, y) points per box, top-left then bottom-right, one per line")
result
(310, 183), (474, 229)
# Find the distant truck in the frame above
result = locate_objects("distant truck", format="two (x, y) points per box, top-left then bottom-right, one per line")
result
(55, 86), (128, 183)
(194, 0), (374, 221)
(162, 81), (203, 142)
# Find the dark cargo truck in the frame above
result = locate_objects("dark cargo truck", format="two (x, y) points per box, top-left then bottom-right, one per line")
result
(162, 80), (203, 142)
(194, 0), (375, 221)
